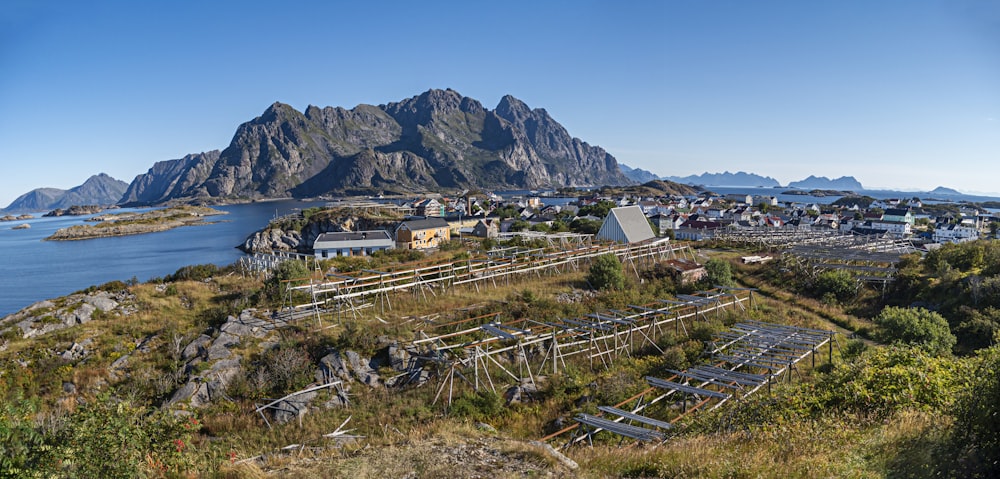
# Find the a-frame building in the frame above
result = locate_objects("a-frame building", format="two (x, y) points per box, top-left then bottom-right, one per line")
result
(597, 206), (656, 243)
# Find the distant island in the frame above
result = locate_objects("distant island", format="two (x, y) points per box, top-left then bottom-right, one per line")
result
(785, 175), (864, 190)
(929, 186), (963, 196)
(45, 206), (227, 241)
(661, 171), (782, 187)
(783, 189), (855, 197)
(622, 167), (866, 191)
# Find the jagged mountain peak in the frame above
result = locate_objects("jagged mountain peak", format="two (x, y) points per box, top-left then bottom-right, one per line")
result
(120, 89), (632, 204)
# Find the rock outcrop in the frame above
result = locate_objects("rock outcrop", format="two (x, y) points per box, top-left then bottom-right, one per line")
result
(0, 290), (131, 339)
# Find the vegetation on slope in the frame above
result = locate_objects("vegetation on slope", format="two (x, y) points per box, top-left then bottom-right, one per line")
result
(2, 237), (1000, 477)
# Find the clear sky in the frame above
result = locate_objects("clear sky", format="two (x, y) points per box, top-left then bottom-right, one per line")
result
(1, 0), (998, 207)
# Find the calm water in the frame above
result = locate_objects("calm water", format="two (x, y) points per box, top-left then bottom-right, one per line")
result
(0, 200), (324, 317)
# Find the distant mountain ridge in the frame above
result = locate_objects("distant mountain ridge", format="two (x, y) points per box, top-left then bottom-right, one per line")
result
(3, 174), (128, 213)
(664, 171), (782, 187)
(619, 168), (873, 191)
(122, 89), (632, 205)
(619, 164), (660, 183)
(787, 175), (863, 190)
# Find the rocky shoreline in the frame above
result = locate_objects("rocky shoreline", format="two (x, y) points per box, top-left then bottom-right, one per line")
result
(45, 205), (227, 241)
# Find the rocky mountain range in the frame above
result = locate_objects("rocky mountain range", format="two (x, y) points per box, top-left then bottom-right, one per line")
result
(787, 175), (863, 190)
(3, 173), (129, 213)
(621, 167), (870, 191)
(122, 89), (631, 205)
(618, 164), (660, 184)
(664, 171), (782, 188)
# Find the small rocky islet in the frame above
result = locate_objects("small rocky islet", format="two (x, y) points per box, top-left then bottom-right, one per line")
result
(44, 205), (227, 241)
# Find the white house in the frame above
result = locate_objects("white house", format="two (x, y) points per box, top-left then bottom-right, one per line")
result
(868, 220), (912, 238)
(933, 224), (979, 243)
(314, 230), (395, 258)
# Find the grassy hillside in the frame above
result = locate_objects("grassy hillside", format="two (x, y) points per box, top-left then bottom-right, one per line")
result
(2, 239), (999, 477)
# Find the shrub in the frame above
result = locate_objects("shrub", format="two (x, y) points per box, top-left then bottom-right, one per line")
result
(450, 390), (505, 420)
(264, 260), (312, 302)
(873, 306), (956, 356)
(812, 269), (856, 303)
(0, 396), (53, 477)
(704, 258), (734, 288)
(588, 254), (625, 291)
(813, 346), (966, 420)
(57, 393), (198, 478)
(950, 344), (1000, 476)
(166, 263), (222, 282)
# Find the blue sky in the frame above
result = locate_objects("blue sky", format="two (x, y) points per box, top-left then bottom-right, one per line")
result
(1, 1), (998, 207)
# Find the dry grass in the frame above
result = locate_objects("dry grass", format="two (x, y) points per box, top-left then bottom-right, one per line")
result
(568, 410), (943, 478)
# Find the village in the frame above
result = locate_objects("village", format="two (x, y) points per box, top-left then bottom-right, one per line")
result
(307, 190), (999, 259)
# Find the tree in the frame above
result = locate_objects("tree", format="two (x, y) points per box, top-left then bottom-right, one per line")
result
(588, 254), (626, 291)
(569, 218), (601, 235)
(873, 306), (956, 356)
(578, 200), (616, 218)
(704, 258), (734, 287)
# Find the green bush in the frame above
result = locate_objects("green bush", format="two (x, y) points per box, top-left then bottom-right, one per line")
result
(813, 346), (966, 420)
(812, 269), (856, 303)
(950, 344), (1000, 476)
(264, 260), (313, 302)
(57, 393), (199, 478)
(0, 395), (53, 477)
(873, 306), (956, 356)
(450, 390), (505, 420)
(588, 254), (625, 291)
(166, 263), (222, 282)
(704, 258), (735, 288)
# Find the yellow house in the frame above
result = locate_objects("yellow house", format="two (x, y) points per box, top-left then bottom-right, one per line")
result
(395, 217), (451, 249)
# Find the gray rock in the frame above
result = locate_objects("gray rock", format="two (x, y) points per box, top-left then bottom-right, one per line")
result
(83, 292), (118, 312)
(167, 381), (200, 405)
(272, 390), (319, 424)
(62, 382), (77, 394)
(188, 383), (212, 408)
(182, 334), (212, 361)
(316, 351), (351, 383)
(206, 332), (239, 361)
(110, 353), (129, 370)
(387, 342), (413, 371)
(60, 342), (88, 361)
(344, 350), (381, 386)
(203, 358), (243, 401)
(220, 311), (271, 338)
(63, 303), (96, 325)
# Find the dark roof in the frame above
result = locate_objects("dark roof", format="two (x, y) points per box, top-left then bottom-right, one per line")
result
(315, 230), (391, 243)
(884, 208), (912, 216)
(399, 217), (450, 231)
